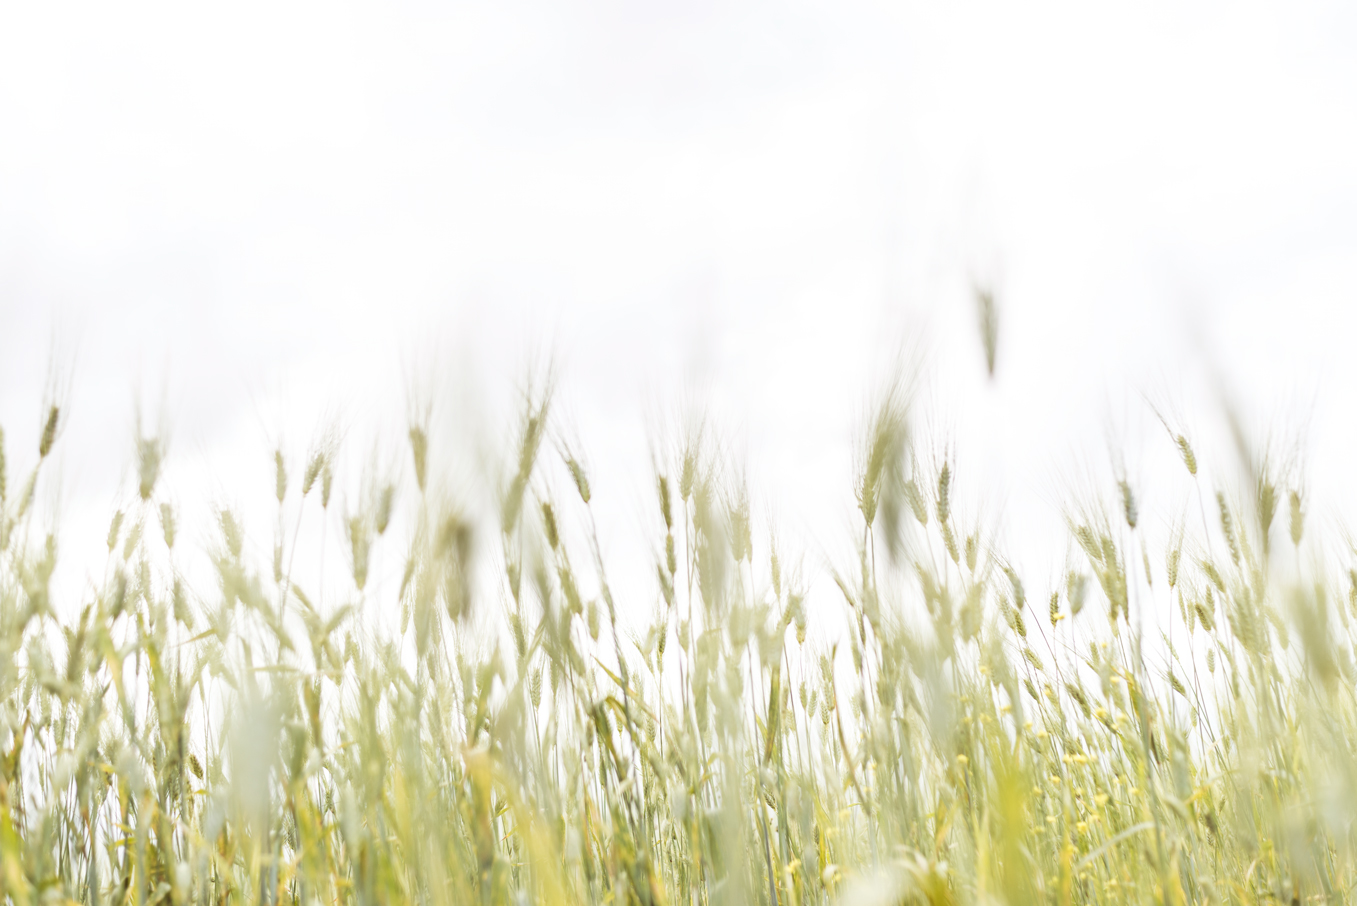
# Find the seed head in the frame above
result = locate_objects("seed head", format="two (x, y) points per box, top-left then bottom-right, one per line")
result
(568, 458), (591, 505)
(408, 427), (428, 493)
(160, 503), (176, 550)
(730, 493), (752, 563)
(219, 510), (243, 560)
(1120, 481), (1137, 529)
(679, 446), (697, 502)
(107, 510), (125, 553)
(943, 522), (959, 564)
(1023, 647), (1043, 672)
(658, 475), (672, 530)
(376, 484), (395, 535)
(976, 286), (999, 378)
(347, 515), (370, 590)
(587, 600), (600, 641)
(171, 580), (190, 630)
(39, 406), (59, 458)
(509, 612), (526, 659)
(137, 436), (162, 501)
(274, 450), (287, 503)
(1067, 572), (1087, 617)
(121, 520), (141, 561)
(937, 462), (951, 525)
(1175, 435), (1197, 476)
(1202, 561), (1225, 594)
(542, 502), (559, 550)
(899, 479), (926, 528)
(1168, 672), (1187, 697)
(1065, 682), (1091, 719)
(1290, 490), (1304, 546)
(1257, 478), (1276, 539)
(303, 451), (324, 497)
(1218, 493), (1240, 565)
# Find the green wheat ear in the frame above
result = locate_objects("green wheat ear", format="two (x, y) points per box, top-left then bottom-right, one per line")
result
(976, 285), (998, 377)
(38, 404), (58, 458)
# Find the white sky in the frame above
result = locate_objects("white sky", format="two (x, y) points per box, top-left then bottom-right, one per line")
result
(2, 0), (1357, 626)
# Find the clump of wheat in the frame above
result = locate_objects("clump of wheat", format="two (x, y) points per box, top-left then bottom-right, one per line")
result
(0, 366), (1355, 906)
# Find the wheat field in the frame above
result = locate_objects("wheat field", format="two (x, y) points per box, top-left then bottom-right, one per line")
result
(1, 369), (1354, 906)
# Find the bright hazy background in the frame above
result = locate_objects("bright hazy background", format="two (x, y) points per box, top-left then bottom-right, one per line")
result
(2, 0), (1356, 625)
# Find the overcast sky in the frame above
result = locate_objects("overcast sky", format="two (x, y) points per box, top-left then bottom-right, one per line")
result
(3, 0), (1356, 623)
